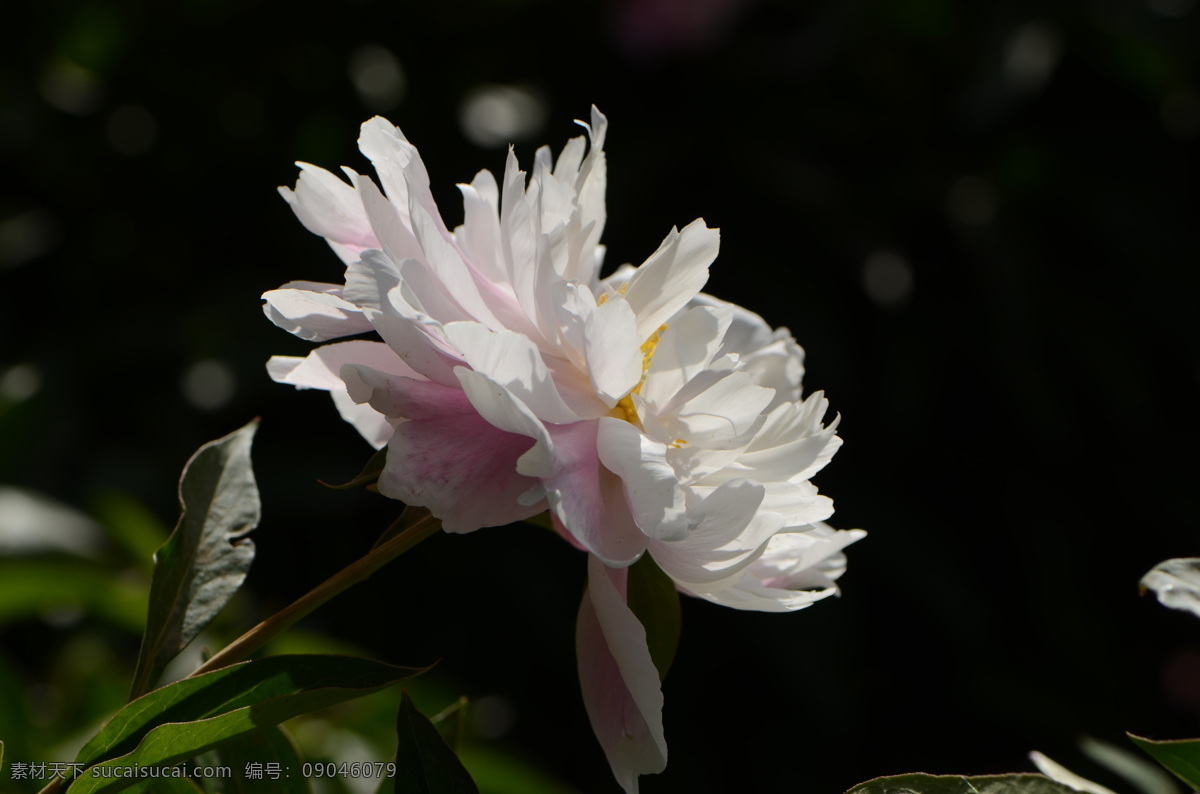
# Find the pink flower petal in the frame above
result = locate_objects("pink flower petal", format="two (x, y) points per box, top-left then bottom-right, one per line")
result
(543, 420), (647, 567)
(577, 555), (667, 794)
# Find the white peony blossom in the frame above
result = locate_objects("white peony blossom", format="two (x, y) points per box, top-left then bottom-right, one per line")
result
(265, 108), (863, 793)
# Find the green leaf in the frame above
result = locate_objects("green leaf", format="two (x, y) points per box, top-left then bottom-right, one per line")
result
(625, 555), (681, 681)
(93, 490), (170, 574)
(71, 654), (426, 792)
(431, 696), (468, 751)
(124, 779), (207, 793)
(128, 420), (261, 700)
(845, 773), (1083, 793)
(394, 691), (479, 794)
(320, 447), (387, 490)
(210, 727), (309, 794)
(1129, 733), (1200, 790)
(1140, 558), (1200, 620)
(0, 559), (145, 631)
(1079, 735), (1181, 794)
(456, 745), (578, 794)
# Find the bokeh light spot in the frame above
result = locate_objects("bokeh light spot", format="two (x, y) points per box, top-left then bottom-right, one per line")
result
(459, 84), (548, 148)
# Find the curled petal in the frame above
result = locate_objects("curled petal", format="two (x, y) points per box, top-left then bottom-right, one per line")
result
(577, 555), (667, 794)
(684, 523), (866, 612)
(262, 281), (375, 342)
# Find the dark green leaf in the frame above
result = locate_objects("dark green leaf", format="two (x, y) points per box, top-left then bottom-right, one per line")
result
(394, 691), (479, 794)
(625, 555), (681, 681)
(129, 420), (261, 700)
(210, 726), (309, 794)
(1129, 733), (1200, 790)
(72, 654), (426, 788)
(846, 773), (1082, 793)
(124, 779), (206, 793)
(320, 447), (387, 490)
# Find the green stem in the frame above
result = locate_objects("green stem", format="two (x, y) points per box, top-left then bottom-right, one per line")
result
(189, 509), (441, 678)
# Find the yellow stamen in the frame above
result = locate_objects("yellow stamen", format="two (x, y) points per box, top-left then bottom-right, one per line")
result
(613, 323), (667, 425)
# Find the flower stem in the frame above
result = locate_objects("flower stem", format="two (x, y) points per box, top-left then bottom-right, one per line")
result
(189, 508), (440, 678)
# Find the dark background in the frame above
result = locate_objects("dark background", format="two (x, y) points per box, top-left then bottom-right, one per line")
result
(2, 0), (1199, 791)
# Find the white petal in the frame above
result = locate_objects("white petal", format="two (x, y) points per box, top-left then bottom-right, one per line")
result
(279, 163), (379, 261)
(261, 282), (374, 342)
(267, 341), (415, 448)
(596, 417), (687, 541)
(639, 304), (732, 412)
(623, 219), (719, 341)
(585, 298), (642, 405)
(1029, 752), (1119, 794)
(456, 169), (507, 285)
(650, 480), (782, 585)
(444, 322), (579, 424)
(668, 370), (774, 449)
(685, 524), (866, 612)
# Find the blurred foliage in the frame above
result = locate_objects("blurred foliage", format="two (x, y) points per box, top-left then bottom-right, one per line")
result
(2, 0), (1199, 791)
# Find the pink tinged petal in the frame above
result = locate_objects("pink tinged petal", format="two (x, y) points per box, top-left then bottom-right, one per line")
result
(341, 363), (466, 420)
(379, 407), (546, 533)
(596, 417), (688, 541)
(261, 281), (375, 342)
(443, 322), (579, 424)
(453, 368), (556, 478)
(584, 298), (643, 406)
(577, 556), (667, 794)
(279, 163), (379, 260)
(543, 421), (648, 567)
(650, 479), (783, 586)
(339, 358), (547, 529)
(623, 219), (719, 341)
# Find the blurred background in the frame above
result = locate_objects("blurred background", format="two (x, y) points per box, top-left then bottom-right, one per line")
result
(2, 0), (1199, 791)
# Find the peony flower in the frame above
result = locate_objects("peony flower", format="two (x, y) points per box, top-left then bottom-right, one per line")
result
(265, 108), (862, 792)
